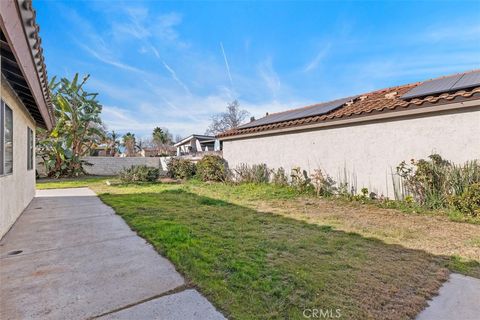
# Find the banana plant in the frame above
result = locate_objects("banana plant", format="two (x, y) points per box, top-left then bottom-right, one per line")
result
(36, 73), (106, 177)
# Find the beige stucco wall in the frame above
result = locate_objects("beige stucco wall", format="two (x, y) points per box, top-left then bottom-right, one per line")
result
(0, 80), (36, 238)
(223, 106), (480, 198)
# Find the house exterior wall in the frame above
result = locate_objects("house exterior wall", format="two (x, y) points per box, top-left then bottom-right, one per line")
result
(222, 106), (480, 198)
(1, 80), (36, 238)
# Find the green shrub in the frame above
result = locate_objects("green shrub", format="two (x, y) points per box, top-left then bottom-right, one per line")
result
(311, 169), (336, 197)
(250, 164), (270, 183)
(397, 154), (451, 208)
(290, 167), (313, 193)
(196, 155), (228, 182)
(449, 161), (480, 196)
(234, 163), (270, 183)
(118, 165), (159, 182)
(167, 158), (196, 179)
(234, 164), (252, 183)
(271, 167), (289, 186)
(397, 155), (480, 211)
(449, 183), (480, 217)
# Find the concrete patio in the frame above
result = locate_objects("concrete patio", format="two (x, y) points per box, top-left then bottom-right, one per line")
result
(0, 188), (225, 320)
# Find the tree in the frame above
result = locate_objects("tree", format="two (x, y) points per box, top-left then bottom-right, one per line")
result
(153, 127), (166, 145)
(105, 130), (120, 156)
(37, 73), (105, 177)
(205, 100), (249, 135)
(122, 132), (136, 157)
(152, 127), (173, 155)
(140, 137), (155, 149)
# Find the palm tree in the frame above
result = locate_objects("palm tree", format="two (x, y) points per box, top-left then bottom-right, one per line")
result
(106, 131), (120, 156)
(122, 132), (136, 157)
(152, 127), (173, 155)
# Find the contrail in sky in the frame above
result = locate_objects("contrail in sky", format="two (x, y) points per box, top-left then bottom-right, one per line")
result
(220, 42), (234, 89)
(162, 61), (191, 95)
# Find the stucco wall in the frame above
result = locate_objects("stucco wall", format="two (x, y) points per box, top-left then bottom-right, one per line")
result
(223, 107), (480, 198)
(1, 80), (36, 238)
(81, 157), (165, 176)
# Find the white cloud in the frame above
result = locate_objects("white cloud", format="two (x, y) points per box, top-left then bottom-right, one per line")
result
(422, 24), (480, 43)
(353, 51), (480, 81)
(258, 57), (281, 98)
(101, 94), (225, 136)
(79, 43), (144, 73)
(101, 94), (309, 138)
(113, 6), (186, 52)
(155, 12), (183, 42)
(62, 6), (146, 74)
(113, 6), (151, 40)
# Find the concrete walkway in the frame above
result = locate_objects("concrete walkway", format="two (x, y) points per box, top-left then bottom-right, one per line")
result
(0, 188), (225, 320)
(416, 273), (480, 320)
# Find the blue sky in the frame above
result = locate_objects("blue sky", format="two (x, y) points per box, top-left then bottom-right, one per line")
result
(36, 0), (480, 139)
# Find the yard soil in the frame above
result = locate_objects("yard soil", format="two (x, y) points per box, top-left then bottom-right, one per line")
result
(252, 197), (480, 263)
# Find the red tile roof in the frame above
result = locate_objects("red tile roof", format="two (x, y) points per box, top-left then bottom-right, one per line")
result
(217, 73), (480, 138)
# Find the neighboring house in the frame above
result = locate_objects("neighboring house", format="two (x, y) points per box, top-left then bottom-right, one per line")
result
(90, 145), (110, 157)
(174, 134), (221, 156)
(218, 70), (480, 198)
(140, 147), (175, 157)
(1, 0), (54, 237)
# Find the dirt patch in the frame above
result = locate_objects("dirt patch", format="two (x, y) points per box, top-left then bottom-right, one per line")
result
(158, 177), (182, 184)
(252, 197), (480, 263)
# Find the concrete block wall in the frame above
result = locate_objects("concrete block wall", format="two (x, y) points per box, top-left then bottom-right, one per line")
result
(81, 157), (165, 176)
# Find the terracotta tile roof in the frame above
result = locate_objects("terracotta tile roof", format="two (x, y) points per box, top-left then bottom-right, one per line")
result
(218, 73), (480, 138)
(22, 0), (54, 125)
(1, 0), (54, 128)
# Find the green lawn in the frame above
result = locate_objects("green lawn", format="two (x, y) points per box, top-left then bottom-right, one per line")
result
(36, 176), (107, 189)
(37, 177), (480, 320)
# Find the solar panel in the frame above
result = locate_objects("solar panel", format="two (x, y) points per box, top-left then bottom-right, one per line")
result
(451, 71), (480, 91)
(401, 74), (462, 99)
(238, 96), (357, 129)
(401, 70), (480, 99)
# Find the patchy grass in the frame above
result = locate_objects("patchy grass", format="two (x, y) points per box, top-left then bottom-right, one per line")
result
(99, 189), (450, 319)
(187, 180), (480, 225)
(467, 237), (480, 248)
(36, 176), (107, 189)
(36, 179), (480, 319)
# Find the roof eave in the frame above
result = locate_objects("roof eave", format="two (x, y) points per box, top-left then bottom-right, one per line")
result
(0, 0), (54, 129)
(174, 134), (215, 147)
